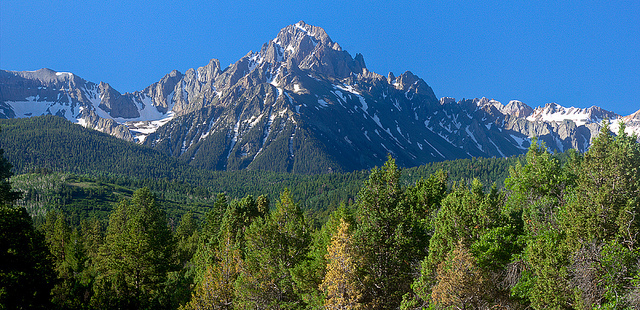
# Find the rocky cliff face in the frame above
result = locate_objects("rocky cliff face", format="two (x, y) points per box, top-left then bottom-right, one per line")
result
(2, 21), (639, 173)
(0, 69), (134, 141)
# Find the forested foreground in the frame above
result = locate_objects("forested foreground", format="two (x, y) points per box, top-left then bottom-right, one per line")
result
(3, 123), (640, 309)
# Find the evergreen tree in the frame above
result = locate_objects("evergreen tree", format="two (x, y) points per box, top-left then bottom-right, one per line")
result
(202, 193), (228, 244)
(320, 218), (363, 310)
(560, 122), (640, 307)
(423, 179), (498, 273)
(92, 187), (176, 309)
(176, 211), (200, 268)
(562, 122), (640, 249)
(168, 212), (201, 308)
(292, 205), (356, 309)
(182, 232), (241, 310)
(404, 169), (448, 234)
(235, 189), (310, 309)
(407, 179), (503, 307)
(0, 205), (55, 309)
(41, 210), (92, 309)
(353, 157), (427, 309)
(504, 139), (576, 308)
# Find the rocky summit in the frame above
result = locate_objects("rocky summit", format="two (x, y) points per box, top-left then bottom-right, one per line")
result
(1, 21), (639, 173)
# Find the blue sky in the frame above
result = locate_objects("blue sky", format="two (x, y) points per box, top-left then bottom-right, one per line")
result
(2, 1), (639, 115)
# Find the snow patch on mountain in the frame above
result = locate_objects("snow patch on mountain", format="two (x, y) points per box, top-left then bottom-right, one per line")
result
(527, 103), (602, 126)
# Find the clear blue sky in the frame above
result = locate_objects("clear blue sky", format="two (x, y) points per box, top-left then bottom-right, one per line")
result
(2, 1), (639, 115)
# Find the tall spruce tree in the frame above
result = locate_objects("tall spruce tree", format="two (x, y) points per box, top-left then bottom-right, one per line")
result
(92, 187), (176, 309)
(504, 139), (576, 308)
(560, 122), (640, 307)
(40, 210), (92, 309)
(353, 157), (427, 309)
(235, 189), (310, 309)
(0, 139), (54, 309)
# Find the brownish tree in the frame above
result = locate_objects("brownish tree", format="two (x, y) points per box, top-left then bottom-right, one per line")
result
(320, 218), (363, 310)
(431, 241), (487, 309)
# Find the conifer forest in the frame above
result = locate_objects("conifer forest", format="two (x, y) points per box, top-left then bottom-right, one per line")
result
(3, 123), (640, 309)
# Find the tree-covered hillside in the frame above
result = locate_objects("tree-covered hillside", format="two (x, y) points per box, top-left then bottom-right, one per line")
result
(2, 115), (523, 225)
(3, 122), (640, 309)
(0, 116), (198, 179)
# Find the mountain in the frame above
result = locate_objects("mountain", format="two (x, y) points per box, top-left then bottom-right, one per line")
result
(0, 115), (200, 179)
(2, 21), (639, 173)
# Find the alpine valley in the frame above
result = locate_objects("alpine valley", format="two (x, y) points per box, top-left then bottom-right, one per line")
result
(2, 21), (639, 174)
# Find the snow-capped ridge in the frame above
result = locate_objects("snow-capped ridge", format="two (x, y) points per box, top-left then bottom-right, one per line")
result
(527, 102), (619, 126)
(4, 21), (640, 174)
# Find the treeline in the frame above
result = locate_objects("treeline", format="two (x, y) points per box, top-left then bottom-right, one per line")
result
(0, 116), (199, 179)
(1, 115), (521, 227)
(3, 122), (640, 309)
(9, 155), (520, 229)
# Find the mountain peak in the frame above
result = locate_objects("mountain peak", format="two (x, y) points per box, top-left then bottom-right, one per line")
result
(223, 21), (367, 81)
(623, 109), (640, 121)
(502, 100), (533, 118)
(8, 22), (640, 174)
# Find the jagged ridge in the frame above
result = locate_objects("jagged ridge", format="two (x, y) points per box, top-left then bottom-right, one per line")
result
(2, 21), (639, 173)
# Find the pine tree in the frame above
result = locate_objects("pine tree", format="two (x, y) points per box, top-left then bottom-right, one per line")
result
(0, 206), (55, 309)
(235, 189), (310, 309)
(321, 218), (363, 310)
(431, 241), (487, 309)
(504, 139), (576, 308)
(175, 211), (200, 268)
(353, 157), (427, 309)
(423, 179), (496, 274)
(562, 121), (640, 249)
(92, 187), (176, 309)
(41, 210), (92, 309)
(182, 232), (241, 310)
(560, 122), (640, 307)
(169, 212), (201, 308)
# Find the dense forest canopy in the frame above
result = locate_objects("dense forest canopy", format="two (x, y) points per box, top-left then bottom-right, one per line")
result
(2, 121), (640, 309)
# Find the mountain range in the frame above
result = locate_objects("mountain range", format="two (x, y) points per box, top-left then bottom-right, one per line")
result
(2, 21), (639, 174)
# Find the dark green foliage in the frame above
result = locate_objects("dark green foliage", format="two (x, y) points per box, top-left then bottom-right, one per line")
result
(502, 139), (576, 308)
(423, 180), (501, 276)
(92, 188), (176, 309)
(2, 115), (523, 227)
(168, 212), (201, 307)
(0, 206), (56, 309)
(235, 189), (311, 309)
(353, 157), (432, 309)
(0, 116), (196, 180)
(562, 122), (640, 249)
(0, 136), (54, 309)
(404, 154), (523, 188)
(7, 117), (640, 309)
(0, 148), (21, 205)
(558, 123), (640, 308)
